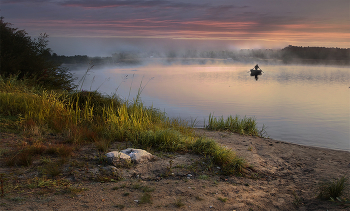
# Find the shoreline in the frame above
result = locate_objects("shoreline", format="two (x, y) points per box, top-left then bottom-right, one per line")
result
(1, 129), (349, 210)
(194, 126), (350, 153)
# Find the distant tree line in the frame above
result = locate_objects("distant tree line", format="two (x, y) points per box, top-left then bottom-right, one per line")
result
(51, 46), (349, 66)
(280, 45), (349, 65)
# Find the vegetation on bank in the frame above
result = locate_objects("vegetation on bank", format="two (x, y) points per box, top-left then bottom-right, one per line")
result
(0, 75), (249, 175)
(206, 113), (267, 137)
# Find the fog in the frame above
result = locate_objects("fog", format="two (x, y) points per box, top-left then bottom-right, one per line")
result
(48, 37), (285, 57)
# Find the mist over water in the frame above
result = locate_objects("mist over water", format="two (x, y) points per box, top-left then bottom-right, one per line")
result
(71, 62), (350, 151)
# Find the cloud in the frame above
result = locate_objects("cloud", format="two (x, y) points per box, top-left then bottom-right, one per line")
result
(1, 0), (348, 50)
(59, 0), (203, 9)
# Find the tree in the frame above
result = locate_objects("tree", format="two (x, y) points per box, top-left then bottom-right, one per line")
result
(0, 17), (76, 91)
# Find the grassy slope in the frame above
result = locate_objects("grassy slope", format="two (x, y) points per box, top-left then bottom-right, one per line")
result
(0, 76), (255, 175)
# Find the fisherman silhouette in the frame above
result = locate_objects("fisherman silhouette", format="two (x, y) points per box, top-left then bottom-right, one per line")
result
(254, 64), (260, 70)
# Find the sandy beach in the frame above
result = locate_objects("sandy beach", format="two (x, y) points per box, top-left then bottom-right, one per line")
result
(1, 129), (349, 210)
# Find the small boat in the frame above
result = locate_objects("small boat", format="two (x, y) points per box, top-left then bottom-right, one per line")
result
(250, 69), (263, 75)
(249, 68), (263, 81)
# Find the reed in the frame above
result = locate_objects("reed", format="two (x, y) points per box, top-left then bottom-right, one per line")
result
(0, 75), (247, 175)
(206, 113), (260, 136)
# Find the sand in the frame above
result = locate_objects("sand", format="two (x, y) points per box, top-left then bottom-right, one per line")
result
(0, 129), (349, 210)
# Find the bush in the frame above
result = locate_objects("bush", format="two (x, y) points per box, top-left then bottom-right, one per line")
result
(0, 17), (75, 91)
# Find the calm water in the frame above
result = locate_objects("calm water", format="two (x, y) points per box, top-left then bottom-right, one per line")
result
(72, 63), (350, 151)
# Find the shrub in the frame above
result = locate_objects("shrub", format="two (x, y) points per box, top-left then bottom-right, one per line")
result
(0, 17), (75, 91)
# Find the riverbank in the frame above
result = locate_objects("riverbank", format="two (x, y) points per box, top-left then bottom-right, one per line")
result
(0, 129), (349, 210)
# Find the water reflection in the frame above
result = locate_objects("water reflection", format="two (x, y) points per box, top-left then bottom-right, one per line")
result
(72, 64), (350, 151)
(250, 71), (262, 81)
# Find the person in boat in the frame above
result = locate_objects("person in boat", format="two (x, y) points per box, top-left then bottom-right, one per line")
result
(254, 64), (260, 70)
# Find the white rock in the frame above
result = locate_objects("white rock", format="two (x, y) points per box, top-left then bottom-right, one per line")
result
(106, 148), (154, 166)
(106, 151), (132, 167)
(120, 148), (154, 163)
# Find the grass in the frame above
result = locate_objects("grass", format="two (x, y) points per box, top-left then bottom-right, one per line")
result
(0, 75), (250, 176)
(206, 113), (267, 137)
(218, 197), (228, 202)
(139, 192), (152, 204)
(318, 176), (349, 200)
(174, 198), (185, 207)
(198, 175), (209, 180)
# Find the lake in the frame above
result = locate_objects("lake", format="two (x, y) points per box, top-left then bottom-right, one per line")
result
(71, 62), (350, 151)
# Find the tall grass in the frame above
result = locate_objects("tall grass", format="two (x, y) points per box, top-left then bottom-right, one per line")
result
(0, 75), (246, 175)
(206, 113), (265, 137)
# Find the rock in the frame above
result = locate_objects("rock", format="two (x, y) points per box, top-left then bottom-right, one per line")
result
(120, 148), (154, 163)
(106, 151), (132, 167)
(106, 148), (154, 166)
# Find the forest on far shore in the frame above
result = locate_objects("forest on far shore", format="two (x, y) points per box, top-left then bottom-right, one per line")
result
(49, 45), (350, 66)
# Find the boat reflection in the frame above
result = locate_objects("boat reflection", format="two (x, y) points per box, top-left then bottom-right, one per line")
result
(250, 69), (263, 81)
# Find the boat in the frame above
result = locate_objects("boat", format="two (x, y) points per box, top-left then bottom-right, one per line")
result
(250, 69), (263, 75)
(249, 68), (263, 81)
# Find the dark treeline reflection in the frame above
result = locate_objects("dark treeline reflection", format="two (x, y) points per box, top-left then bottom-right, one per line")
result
(49, 45), (350, 66)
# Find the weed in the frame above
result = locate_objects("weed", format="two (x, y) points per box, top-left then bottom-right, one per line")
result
(250, 173), (260, 180)
(123, 192), (129, 196)
(114, 204), (125, 209)
(164, 159), (173, 177)
(39, 162), (63, 177)
(199, 175), (209, 180)
(139, 192), (152, 204)
(259, 124), (269, 138)
(0, 148), (7, 157)
(6, 150), (33, 167)
(318, 176), (349, 200)
(0, 173), (4, 198)
(195, 196), (204, 201)
(94, 138), (111, 152)
(112, 186), (120, 190)
(218, 197), (228, 202)
(174, 198), (185, 207)
(292, 191), (302, 207)
(9, 196), (25, 202)
(40, 156), (52, 164)
(142, 186), (155, 192)
(131, 183), (141, 190)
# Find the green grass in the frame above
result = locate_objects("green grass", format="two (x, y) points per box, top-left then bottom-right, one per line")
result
(0, 75), (249, 176)
(218, 197), (228, 202)
(318, 176), (349, 200)
(139, 192), (152, 204)
(206, 113), (267, 137)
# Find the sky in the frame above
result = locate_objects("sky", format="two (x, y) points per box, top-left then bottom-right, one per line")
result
(1, 0), (349, 56)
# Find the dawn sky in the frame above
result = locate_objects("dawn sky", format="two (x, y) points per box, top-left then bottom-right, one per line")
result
(1, 0), (349, 56)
